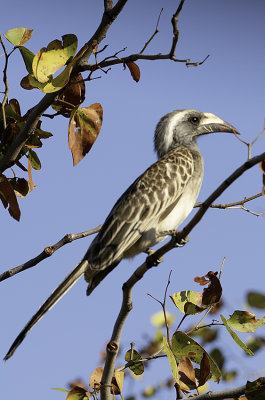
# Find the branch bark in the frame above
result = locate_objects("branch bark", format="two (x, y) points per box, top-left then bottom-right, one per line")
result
(190, 384), (246, 399)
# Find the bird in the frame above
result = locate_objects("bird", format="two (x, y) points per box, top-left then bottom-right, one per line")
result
(4, 109), (238, 360)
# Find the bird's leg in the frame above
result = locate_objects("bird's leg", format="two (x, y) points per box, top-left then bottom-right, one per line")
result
(170, 230), (189, 247)
(144, 248), (164, 267)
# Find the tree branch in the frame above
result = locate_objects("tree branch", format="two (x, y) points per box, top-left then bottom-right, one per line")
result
(190, 384), (246, 399)
(0, 226), (101, 282)
(104, 0), (113, 12)
(195, 192), (263, 209)
(0, 34), (10, 132)
(170, 0), (185, 57)
(140, 8), (163, 54)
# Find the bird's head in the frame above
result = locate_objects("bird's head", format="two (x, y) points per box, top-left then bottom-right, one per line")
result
(154, 109), (239, 158)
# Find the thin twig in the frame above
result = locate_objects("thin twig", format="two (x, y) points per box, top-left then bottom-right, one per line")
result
(218, 257), (226, 279)
(234, 127), (265, 160)
(169, 0), (185, 58)
(226, 205), (265, 216)
(0, 226), (102, 282)
(187, 321), (223, 333)
(140, 8), (163, 54)
(117, 353), (166, 371)
(0, 34), (9, 131)
(194, 192), (263, 209)
(147, 271), (172, 345)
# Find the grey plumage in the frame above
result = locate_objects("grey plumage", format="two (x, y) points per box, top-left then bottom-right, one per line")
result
(5, 109), (238, 360)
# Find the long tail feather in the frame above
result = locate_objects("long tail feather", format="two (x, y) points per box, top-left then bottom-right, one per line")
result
(4, 260), (88, 360)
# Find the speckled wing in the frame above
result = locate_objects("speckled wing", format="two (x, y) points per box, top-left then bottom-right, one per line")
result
(84, 146), (194, 279)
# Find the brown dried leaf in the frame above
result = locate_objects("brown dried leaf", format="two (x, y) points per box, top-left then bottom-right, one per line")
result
(178, 356), (196, 391)
(0, 173), (21, 220)
(9, 99), (21, 115)
(126, 62), (140, 82)
(202, 271), (222, 306)
(52, 73), (85, 118)
(111, 371), (124, 395)
(10, 177), (30, 198)
(20, 74), (35, 90)
(194, 275), (210, 286)
(198, 353), (211, 387)
(68, 103), (103, 166)
(68, 380), (87, 390)
(89, 367), (103, 391)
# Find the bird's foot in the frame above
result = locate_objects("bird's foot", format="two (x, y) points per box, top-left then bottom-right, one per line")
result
(145, 248), (163, 267)
(170, 230), (189, 247)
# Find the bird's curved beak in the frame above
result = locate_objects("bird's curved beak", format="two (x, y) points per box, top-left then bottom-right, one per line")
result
(197, 113), (240, 136)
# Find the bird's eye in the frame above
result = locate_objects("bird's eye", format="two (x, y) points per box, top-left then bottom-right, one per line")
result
(189, 116), (200, 125)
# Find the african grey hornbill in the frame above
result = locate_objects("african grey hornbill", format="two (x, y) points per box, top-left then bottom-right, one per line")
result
(5, 109), (238, 360)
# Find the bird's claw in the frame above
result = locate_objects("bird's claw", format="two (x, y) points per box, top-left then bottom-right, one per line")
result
(145, 249), (163, 267)
(170, 230), (189, 247)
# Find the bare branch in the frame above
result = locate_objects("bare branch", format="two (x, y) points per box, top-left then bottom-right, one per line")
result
(234, 127), (265, 160)
(117, 352), (166, 372)
(104, 0), (113, 12)
(140, 8), (163, 54)
(169, 0), (185, 58)
(0, 34), (9, 131)
(195, 192), (263, 209)
(0, 226), (101, 282)
(229, 205), (265, 217)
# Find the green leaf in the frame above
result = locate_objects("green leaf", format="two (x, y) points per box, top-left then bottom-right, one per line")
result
(246, 337), (265, 354)
(66, 387), (88, 400)
(5, 27), (33, 46)
(170, 291), (206, 315)
(150, 311), (175, 327)
(35, 128), (53, 139)
(42, 63), (73, 93)
(171, 331), (221, 382)
(209, 348), (225, 370)
(125, 349), (144, 376)
(162, 336), (179, 384)
(227, 310), (265, 333)
(52, 388), (69, 393)
(191, 327), (218, 343)
(28, 149), (41, 170)
(142, 386), (156, 397)
(221, 314), (254, 355)
(247, 292), (265, 309)
(32, 34), (77, 83)
(19, 46), (35, 74)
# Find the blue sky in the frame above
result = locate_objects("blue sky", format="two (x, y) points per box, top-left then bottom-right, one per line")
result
(1, 1), (265, 399)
